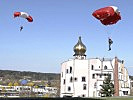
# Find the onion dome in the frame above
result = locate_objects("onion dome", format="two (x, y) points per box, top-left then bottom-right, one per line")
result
(73, 36), (86, 56)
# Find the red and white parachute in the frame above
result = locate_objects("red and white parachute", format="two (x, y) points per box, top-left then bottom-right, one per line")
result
(14, 12), (33, 22)
(92, 6), (121, 25)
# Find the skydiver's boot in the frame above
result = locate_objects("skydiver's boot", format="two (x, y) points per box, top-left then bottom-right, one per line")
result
(20, 26), (23, 31)
(108, 46), (111, 51)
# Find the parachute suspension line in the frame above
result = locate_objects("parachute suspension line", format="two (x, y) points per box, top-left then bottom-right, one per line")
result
(18, 21), (24, 32)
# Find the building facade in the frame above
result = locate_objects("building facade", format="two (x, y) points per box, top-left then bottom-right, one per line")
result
(60, 36), (130, 97)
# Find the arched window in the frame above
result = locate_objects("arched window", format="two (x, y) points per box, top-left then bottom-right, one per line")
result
(83, 84), (87, 90)
(104, 65), (107, 70)
(68, 86), (71, 91)
(92, 74), (95, 79)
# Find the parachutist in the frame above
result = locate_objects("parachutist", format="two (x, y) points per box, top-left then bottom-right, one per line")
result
(108, 37), (113, 51)
(20, 26), (23, 31)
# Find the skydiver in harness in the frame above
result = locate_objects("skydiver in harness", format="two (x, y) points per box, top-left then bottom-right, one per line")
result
(20, 26), (23, 31)
(108, 37), (113, 51)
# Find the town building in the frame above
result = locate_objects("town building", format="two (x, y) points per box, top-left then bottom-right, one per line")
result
(0, 85), (57, 97)
(60, 36), (130, 97)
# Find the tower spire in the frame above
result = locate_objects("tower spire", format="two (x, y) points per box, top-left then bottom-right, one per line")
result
(73, 36), (86, 59)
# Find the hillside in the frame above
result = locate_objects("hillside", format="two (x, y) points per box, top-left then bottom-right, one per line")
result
(0, 69), (60, 83)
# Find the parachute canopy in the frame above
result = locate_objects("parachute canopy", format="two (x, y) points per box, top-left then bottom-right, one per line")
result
(92, 6), (121, 25)
(14, 12), (33, 22)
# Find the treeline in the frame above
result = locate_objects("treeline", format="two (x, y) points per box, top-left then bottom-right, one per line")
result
(0, 70), (60, 81)
(129, 75), (133, 80)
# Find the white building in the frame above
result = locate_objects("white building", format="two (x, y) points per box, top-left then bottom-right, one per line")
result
(60, 36), (130, 97)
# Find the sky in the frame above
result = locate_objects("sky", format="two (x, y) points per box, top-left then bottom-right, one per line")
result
(0, 0), (133, 75)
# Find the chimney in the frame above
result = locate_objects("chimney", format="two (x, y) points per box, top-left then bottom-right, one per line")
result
(114, 57), (119, 96)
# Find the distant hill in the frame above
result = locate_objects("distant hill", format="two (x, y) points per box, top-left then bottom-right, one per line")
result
(0, 69), (60, 82)
(0, 69), (132, 81)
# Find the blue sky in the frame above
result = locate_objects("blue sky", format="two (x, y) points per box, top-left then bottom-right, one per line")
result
(0, 0), (133, 75)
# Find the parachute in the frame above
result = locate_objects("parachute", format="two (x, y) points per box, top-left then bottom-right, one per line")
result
(92, 6), (121, 51)
(14, 12), (33, 31)
(92, 6), (121, 25)
(14, 12), (33, 22)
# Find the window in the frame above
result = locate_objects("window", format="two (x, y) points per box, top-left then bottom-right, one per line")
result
(63, 79), (65, 85)
(81, 57), (84, 59)
(62, 72), (63, 77)
(104, 65), (107, 70)
(91, 65), (94, 70)
(98, 92), (101, 96)
(108, 74), (111, 79)
(66, 69), (68, 73)
(70, 77), (72, 82)
(82, 94), (85, 97)
(74, 77), (77, 81)
(83, 84), (87, 90)
(104, 74), (106, 76)
(68, 86), (71, 91)
(100, 74), (102, 78)
(82, 77), (86, 82)
(94, 82), (97, 88)
(123, 91), (128, 95)
(92, 74), (95, 79)
(70, 67), (72, 73)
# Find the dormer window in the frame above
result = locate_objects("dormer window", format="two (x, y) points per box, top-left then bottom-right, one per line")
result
(92, 74), (95, 79)
(104, 65), (107, 70)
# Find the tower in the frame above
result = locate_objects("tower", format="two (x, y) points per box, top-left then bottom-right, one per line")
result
(60, 36), (89, 97)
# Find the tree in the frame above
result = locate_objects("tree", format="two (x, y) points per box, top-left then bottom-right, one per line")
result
(8, 82), (13, 87)
(14, 82), (19, 86)
(100, 74), (115, 97)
